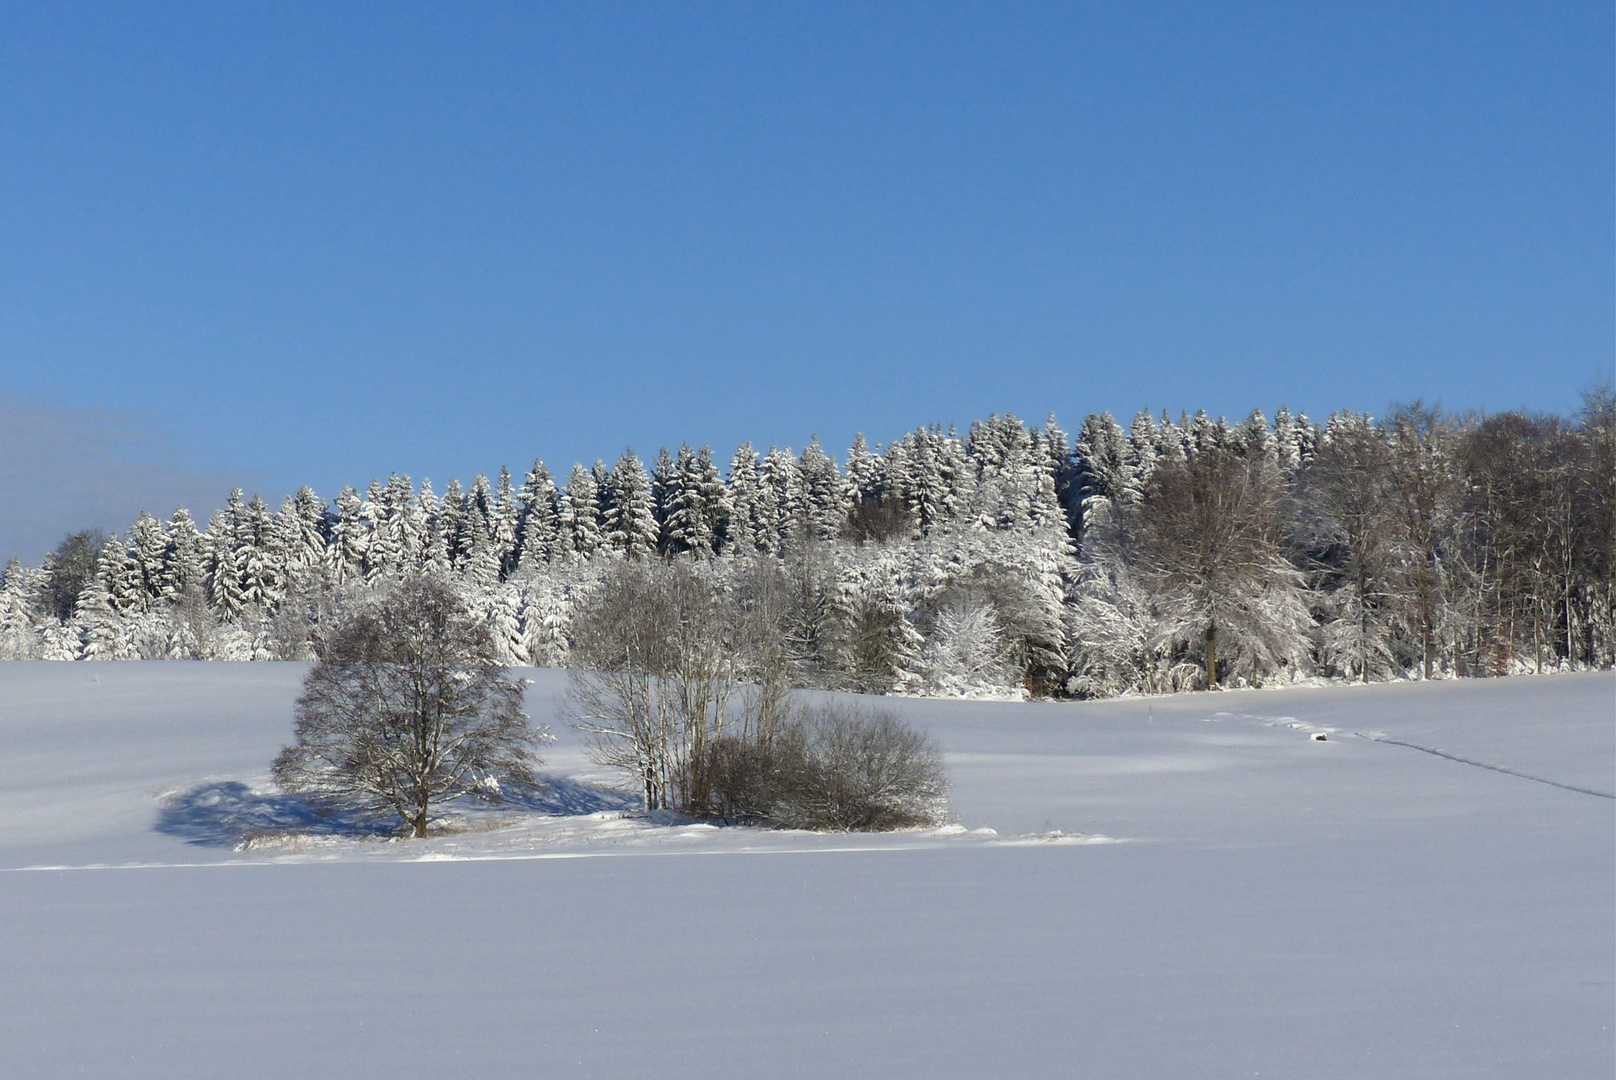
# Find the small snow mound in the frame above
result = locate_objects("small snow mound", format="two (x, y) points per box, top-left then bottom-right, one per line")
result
(969, 827), (999, 838)
(931, 823), (969, 836)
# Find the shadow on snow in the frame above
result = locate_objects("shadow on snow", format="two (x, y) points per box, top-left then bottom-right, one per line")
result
(154, 773), (638, 847)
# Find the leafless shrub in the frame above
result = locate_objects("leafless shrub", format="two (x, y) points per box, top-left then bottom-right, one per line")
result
(705, 702), (949, 831)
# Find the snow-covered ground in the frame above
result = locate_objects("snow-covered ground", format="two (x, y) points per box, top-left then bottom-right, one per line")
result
(1, 663), (1610, 1078)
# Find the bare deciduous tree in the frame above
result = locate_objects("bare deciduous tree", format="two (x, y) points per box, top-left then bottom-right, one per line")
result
(1134, 446), (1309, 687)
(273, 573), (545, 837)
(567, 558), (738, 811)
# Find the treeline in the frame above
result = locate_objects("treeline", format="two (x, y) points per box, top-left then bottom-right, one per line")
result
(0, 388), (1610, 697)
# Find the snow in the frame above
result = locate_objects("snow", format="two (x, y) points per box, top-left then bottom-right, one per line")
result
(0, 662), (1610, 1078)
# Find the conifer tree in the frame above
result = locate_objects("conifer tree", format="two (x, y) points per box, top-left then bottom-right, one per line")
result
(419, 480), (451, 571)
(327, 486), (369, 585)
(439, 478), (467, 568)
(603, 450), (658, 559)
(726, 443), (765, 553)
(560, 463), (603, 560)
(162, 508), (208, 600)
(491, 466), (520, 576)
(844, 432), (883, 506)
(126, 511), (168, 610)
(516, 458), (562, 568)
(798, 436), (847, 541)
(78, 536), (128, 659)
(208, 490), (248, 620)
(761, 446), (802, 549)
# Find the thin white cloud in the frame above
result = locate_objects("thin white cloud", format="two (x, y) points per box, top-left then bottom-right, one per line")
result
(0, 393), (264, 565)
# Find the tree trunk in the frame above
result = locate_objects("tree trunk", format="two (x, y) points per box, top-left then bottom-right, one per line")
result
(412, 810), (429, 838)
(1204, 624), (1218, 688)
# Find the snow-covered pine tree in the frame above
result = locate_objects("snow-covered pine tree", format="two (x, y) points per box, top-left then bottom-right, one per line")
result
(1073, 412), (1131, 545)
(326, 486), (368, 585)
(844, 432), (883, 506)
(1042, 414), (1079, 535)
(761, 446), (803, 549)
(1124, 411), (1159, 507)
(1233, 409), (1275, 466)
(391, 473), (427, 571)
(236, 494), (284, 611)
(280, 486), (330, 590)
(0, 557), (39, 659)
(889, 429), (943, 534)
(460, 474), (503, 588)
(360, 479), (390, 579)
(1155, 411), (1188, 467)
(650, 446), (678, 549)
(664, 444), (730, 555)
(798, 436), (847, 542)
(207, 491), (248, 620)
(491, 466), (520, 577)
(603, 450), (658, 559)
(418, 479), (450, 571)
(126, 511), (168, 611)
(690, 445), (732, 553)
(77, 535), (129, 659)
(515, 459), (562, 569)
(438, 478), (467, 567)
(559, 463), (603, 560)
(725, 443), (765, 553)
(162, 508), (207, 600)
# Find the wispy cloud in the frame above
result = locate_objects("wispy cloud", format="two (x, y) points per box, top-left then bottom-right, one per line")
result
(0, 394), (264, 565)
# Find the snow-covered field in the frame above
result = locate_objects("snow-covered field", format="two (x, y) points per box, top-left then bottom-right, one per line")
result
(1, 663), (1610, 1078)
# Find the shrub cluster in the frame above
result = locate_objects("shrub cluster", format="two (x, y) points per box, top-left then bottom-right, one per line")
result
(704, 703), (948, 831)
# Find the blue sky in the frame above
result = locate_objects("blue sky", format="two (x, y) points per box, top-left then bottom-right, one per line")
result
(1, 2), (1611, 560)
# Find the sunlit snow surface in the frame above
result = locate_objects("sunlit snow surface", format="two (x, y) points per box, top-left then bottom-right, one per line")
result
(0, 663), (1610, 1078)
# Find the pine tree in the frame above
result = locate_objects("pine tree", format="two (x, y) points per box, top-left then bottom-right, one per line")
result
(726, 443), (765, 553)
(0, 557), (39, 659)
(844, 432), (883, 505)
(798, 436), (847, 541)
(491, 466), (520, 577)
(663, 444), (717, 555)
(236, 494), (284, 611)
(438, 478), (467, 568)
(1074, 412), (1130, 545)
(280, 486), (330, 590)
(516, 458), (562, 568)
(208, 490), (249, 620)
(650, 446), (679, 549)
(326, 486), (369, 585)
(77, 536), (128, 659)
(761, 446), (802, 549)
(603, 450), (658, 558)
(560, 463), (603, 560)
(418, 480), (451, 571)
(162, 508), (207, 600)
(126, 511), (168, 610)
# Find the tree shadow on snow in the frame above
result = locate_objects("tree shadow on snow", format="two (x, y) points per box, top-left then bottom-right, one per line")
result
(154, 773), (639, 847)
(489, 773), (640, 816)
(154, 782), (399, 846)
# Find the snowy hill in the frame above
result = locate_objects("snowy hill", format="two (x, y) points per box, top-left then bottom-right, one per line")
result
(1, 664), (1610, 1078)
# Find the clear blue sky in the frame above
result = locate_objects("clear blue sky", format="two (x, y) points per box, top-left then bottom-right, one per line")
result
(1, 2), (1611, 560)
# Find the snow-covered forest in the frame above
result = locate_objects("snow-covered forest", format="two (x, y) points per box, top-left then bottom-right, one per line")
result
(3, 391), (1612, 697)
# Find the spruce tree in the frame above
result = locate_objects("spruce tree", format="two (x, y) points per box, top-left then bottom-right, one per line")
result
(162, 508), (207, 600)
(516, 458), (562, 568)
(603, 450), (658, 558)
(327, 486), (369, 585)
(726, 443), (765, 553)
(798, 436), (847, 541)
(560, 463), (603, 559)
